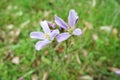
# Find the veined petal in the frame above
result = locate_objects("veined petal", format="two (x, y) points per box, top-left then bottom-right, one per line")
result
(55, 15), (69, 30)
(56, 32), (70, 42)
(72, 28), (82, 36)
(68, 9), (78, 27)
(50, 29), (60, 40)
(30, 32), (45, 39)
(35, 40), (51, 51)
(40, 21), (51, 34)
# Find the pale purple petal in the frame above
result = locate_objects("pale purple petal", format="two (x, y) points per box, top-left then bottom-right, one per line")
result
(40, 21), (51, 34)
(55, 15), (69, 30)
(51, 23), (56, 28)
(68, 9), (78, 27)
(35, 40), (51, 51)
(56, 32), (71, 42)
(30, 32), (45, 39)
(72, 28), (82, 36)
(47, 21), (56, 28)
(115, 70), (120, 75)
(50, 29), (59, 40)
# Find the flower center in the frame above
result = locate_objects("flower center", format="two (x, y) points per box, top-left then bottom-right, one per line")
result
(68, 27), (75, 34)
(45, 34), (50, 40)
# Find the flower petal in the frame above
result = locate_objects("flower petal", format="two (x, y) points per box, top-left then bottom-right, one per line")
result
(47, 21), (56, 28)
(30, 32), (45, 39)
(40, 21), (51, 34)
(56, 32), (70, 42)
(72, 28), (82, 36)
(68, 9), (78, 27)
(50, 29), (60, 40)
(115, 70), (120, 75)
(35, 40), (51, 51)
(55, 15), (69, 30)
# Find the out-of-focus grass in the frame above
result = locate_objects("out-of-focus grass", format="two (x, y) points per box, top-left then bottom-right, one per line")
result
(0, 0), (120, 80)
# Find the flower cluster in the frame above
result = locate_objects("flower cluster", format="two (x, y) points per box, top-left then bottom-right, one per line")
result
(30, 9), (82, 51)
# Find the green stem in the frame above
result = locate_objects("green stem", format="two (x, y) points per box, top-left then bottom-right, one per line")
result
(65, 40), (68, 54)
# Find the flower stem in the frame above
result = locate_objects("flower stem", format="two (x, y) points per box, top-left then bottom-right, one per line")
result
(65, 40), (68, 54)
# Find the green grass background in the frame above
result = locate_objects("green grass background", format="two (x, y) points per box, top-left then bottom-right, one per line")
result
(0, 0), (120, 80)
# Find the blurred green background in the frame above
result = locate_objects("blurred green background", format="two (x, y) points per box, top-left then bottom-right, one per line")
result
(0, 0), (120, 80)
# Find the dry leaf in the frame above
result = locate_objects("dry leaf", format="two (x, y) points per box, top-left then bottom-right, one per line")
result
(0, 31), (5, 42)
(56, 47), (65, 53)
(6, 24), (14, 30)
(18, 70), (34, 80)
(92, 0), (96, 7)
(14, 29), (21, 37)
(82, 49), (88, 57)
(100, 26), (112, 32)
(7, 5), (12, 10)
(44, 51), (49, 55)
(92, 34), (98, 41)
(4, 50), (14, 60)
(44, 10), (51, 17)
(82, 27), (87, 34)
(79, 75), (93, 80)
(32, 74), (38, 80)
(9, 29), (20, 43)
(75, 53), (81, 64)
(11, 57), (19, 64)
(63, 54), (68, 60)
(42, 72), (48, 80)
(20, 20), (30, 28)
(18, 77), (24, 80)
(32, 59), (40, 67)
(84, 21), (93, 30)
(112, 28), (118, 37)
(10, 29), (20, 37)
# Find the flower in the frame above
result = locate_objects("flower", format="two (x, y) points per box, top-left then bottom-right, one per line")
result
(30, 21), (59, 51)
(115, 70), (120, 75)
(55, 9), (82, 42)
(47, 21), (56, 28)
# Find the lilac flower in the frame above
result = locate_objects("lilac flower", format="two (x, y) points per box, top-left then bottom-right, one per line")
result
(30, 21), (59, 51)
(55, 9), (82, 42)
(115, 70), (120, 75)
(47, 21), (56, 28)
